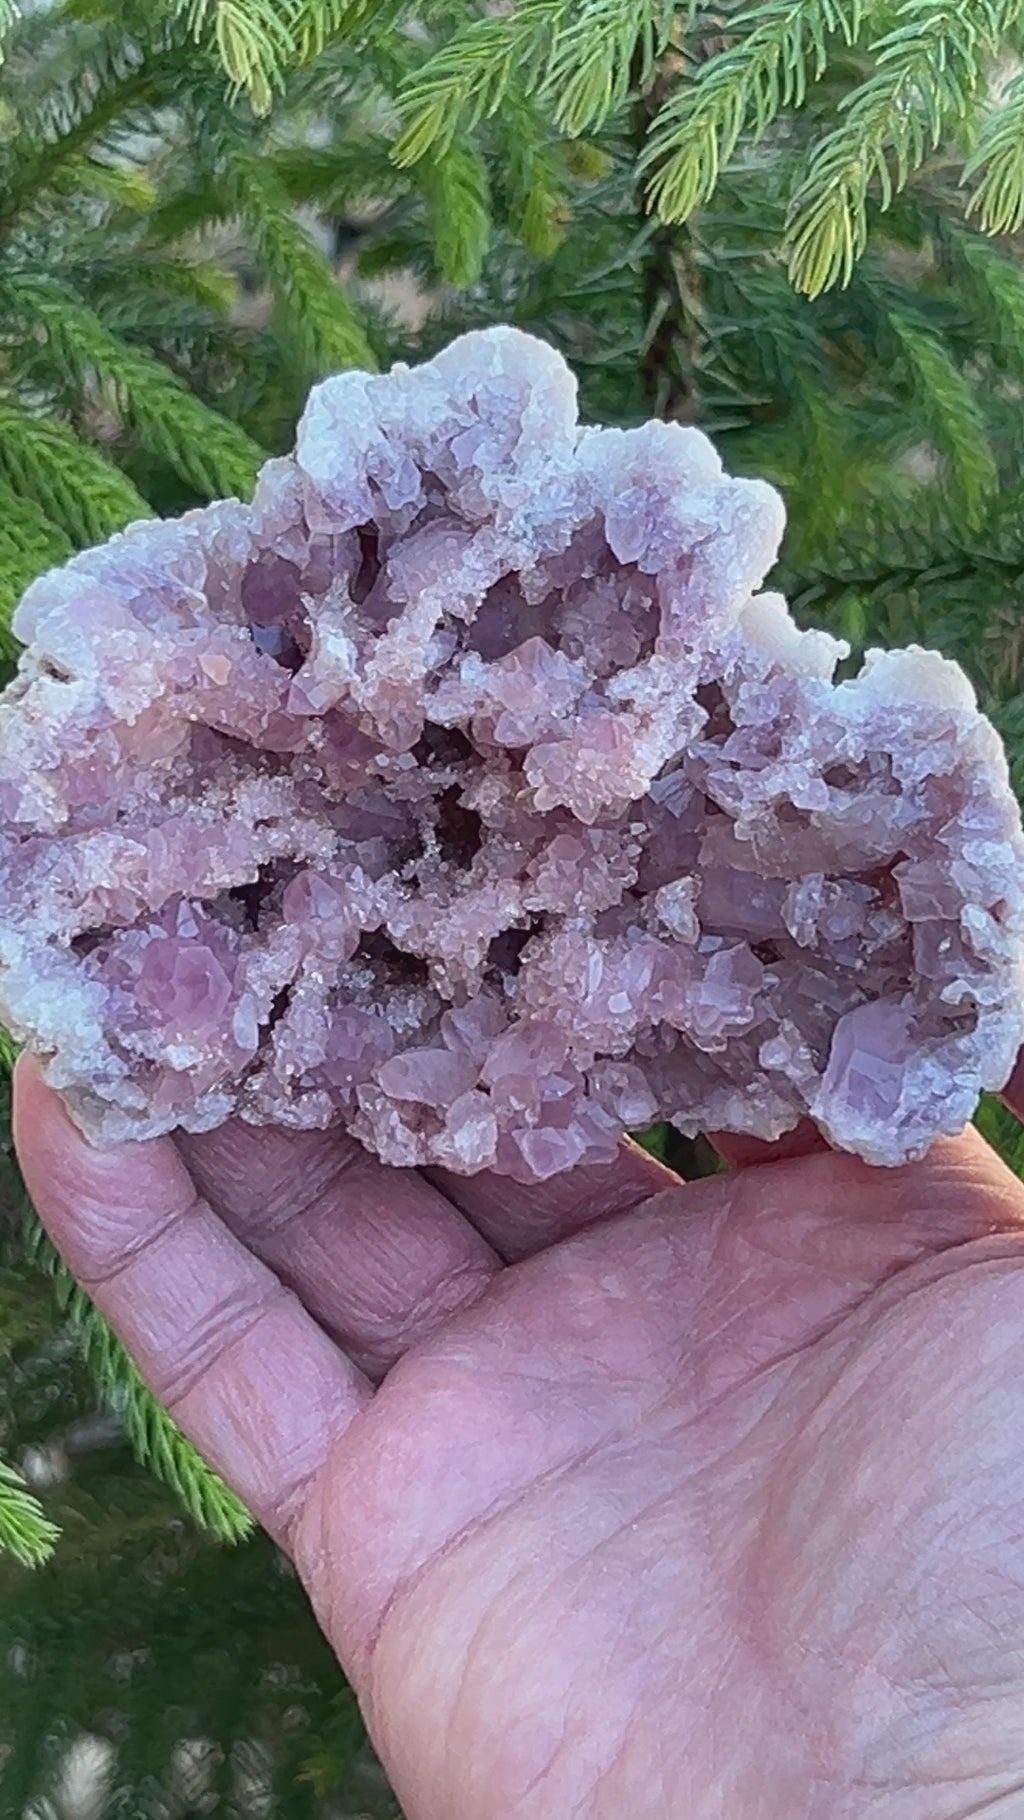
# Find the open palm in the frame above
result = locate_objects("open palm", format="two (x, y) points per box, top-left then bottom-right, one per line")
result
(16, 1055), (1024, 1820)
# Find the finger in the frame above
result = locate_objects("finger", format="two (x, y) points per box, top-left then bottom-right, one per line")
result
(175, 1120), (500, 1379)
(13, 1055), (369, 1548)
(707, 1119), (831, 1171)
(425, 1136), (677, 1262)
(1001, 1050), (1024, 1125)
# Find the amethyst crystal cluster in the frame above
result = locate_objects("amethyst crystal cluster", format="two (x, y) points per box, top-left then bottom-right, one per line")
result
(2, 327), (1023, 1177)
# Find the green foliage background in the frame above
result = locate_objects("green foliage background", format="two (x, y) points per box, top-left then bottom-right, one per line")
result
(2, 0), (1024, 1810)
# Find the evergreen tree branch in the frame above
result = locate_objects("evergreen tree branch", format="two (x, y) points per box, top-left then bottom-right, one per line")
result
(50, 151), (158, 214)
(225, 144), (377, 373)
(168, 69), (378, 371)
(634, 49), (704, 422)
(99, 252), (239, 319)
(270, 137), (407, 215)
(963, 65), (1024, 233)
(144, 173), (236, 243)
(392, 2), (693, 166)
(0, 1), (19, 63)
(288, 0), (362, 62)
(887, 308), (999, 525)
(25, 1213), (253, 1545)
(415, 143), (491, 287)
(290, 0), (406, 62)
(3, 278), (265, 499)
(0, 30), (174, 241)
(182, 0), (296, 114)
(942, 222), (1024, 382)
(392, 2), (577, 166)
(789, 507), (1024, 635)
(783, 1), (1011, 296)
(0, 1455), (60, 1568)
(543, 0), (678, 137)
(177, 0), (405, 105)
(642, 0), (863, 224)
(747, 378), (871, 564)
(0, 482), (74, 650)
(0, 398), (152, 547)
(491, 93), (571, 258)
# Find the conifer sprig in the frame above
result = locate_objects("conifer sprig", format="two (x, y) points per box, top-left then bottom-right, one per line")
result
(0, 484), (73, 645)
(641, 0), (864, 225)
(184, 0), (296, 114)
(886, 309), (999, 525)
(392, 2), (693, 166)
(0, 401), (152, 548)
(495, 97), (570, 257)
(392, 0), (1024, 300)
(963, 67), (1024, 235)
(0, 1), (18, 63)
(392, 2), (575, 166)
(0, 1456), (60, 1568)
(944, 225), (1024, 383)
(540, 0), (677, 137)
(416, 144), (492, 287)
(782, 1), (1016, 294)
(0, 26), (174, 240)
(4, 279), (265, 500)
(177, 0), (402, 107)
(224, 145), (377, 373)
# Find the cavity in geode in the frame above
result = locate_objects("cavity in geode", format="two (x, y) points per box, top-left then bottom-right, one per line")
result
(2, 327), (1023, 1178)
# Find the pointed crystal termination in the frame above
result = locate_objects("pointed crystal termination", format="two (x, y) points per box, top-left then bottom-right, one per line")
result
(1, 327), (1023, 1177)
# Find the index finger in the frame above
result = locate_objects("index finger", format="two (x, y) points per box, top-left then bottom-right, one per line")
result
(13, 1054), (370, 1548)
(426, 1136), (677, 1260)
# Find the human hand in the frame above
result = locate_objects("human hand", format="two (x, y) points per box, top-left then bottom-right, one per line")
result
(15, 1053), (1024, 1820)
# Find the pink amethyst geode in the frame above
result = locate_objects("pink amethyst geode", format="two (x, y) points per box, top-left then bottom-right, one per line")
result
(2, 326), (1024, 1177)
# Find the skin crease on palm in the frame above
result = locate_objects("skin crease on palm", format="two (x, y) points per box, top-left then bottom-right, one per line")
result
(14, 1054), (1024, 1820)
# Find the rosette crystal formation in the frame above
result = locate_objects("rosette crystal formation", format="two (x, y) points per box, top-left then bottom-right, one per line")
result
(1, 326), (1022, 1178)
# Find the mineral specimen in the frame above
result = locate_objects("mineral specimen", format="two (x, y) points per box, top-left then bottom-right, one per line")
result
(1, 326), (1023, 1178)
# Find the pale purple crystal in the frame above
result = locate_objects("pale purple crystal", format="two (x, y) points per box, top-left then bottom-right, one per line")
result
(1, 327), (1023, 1177)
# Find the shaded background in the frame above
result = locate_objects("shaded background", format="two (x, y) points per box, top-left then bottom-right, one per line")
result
(3, 1), (1024, 1811)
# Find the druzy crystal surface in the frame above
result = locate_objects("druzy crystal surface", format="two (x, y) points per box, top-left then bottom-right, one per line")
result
(2, 326), (1024, 1176)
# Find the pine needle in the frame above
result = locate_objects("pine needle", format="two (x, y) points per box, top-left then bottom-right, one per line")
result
(0, 482), (73, 652)
(180, 0), (395, 103)
(963, 66), (1024, 234)
(415, 144), (491, 287)
(783, 1), (1010, 295)
(393, 2), (576, 166)
(0, 398), (152, 547)
(226, 147), (376, 373)
(642, 0), (863, 224)
(0, 1456), (60, 1569)
(543, 1), (677, 138)
(4, 279), (266, 500)
(0, 1), (19, 65)
(888, 310), (999, 527)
